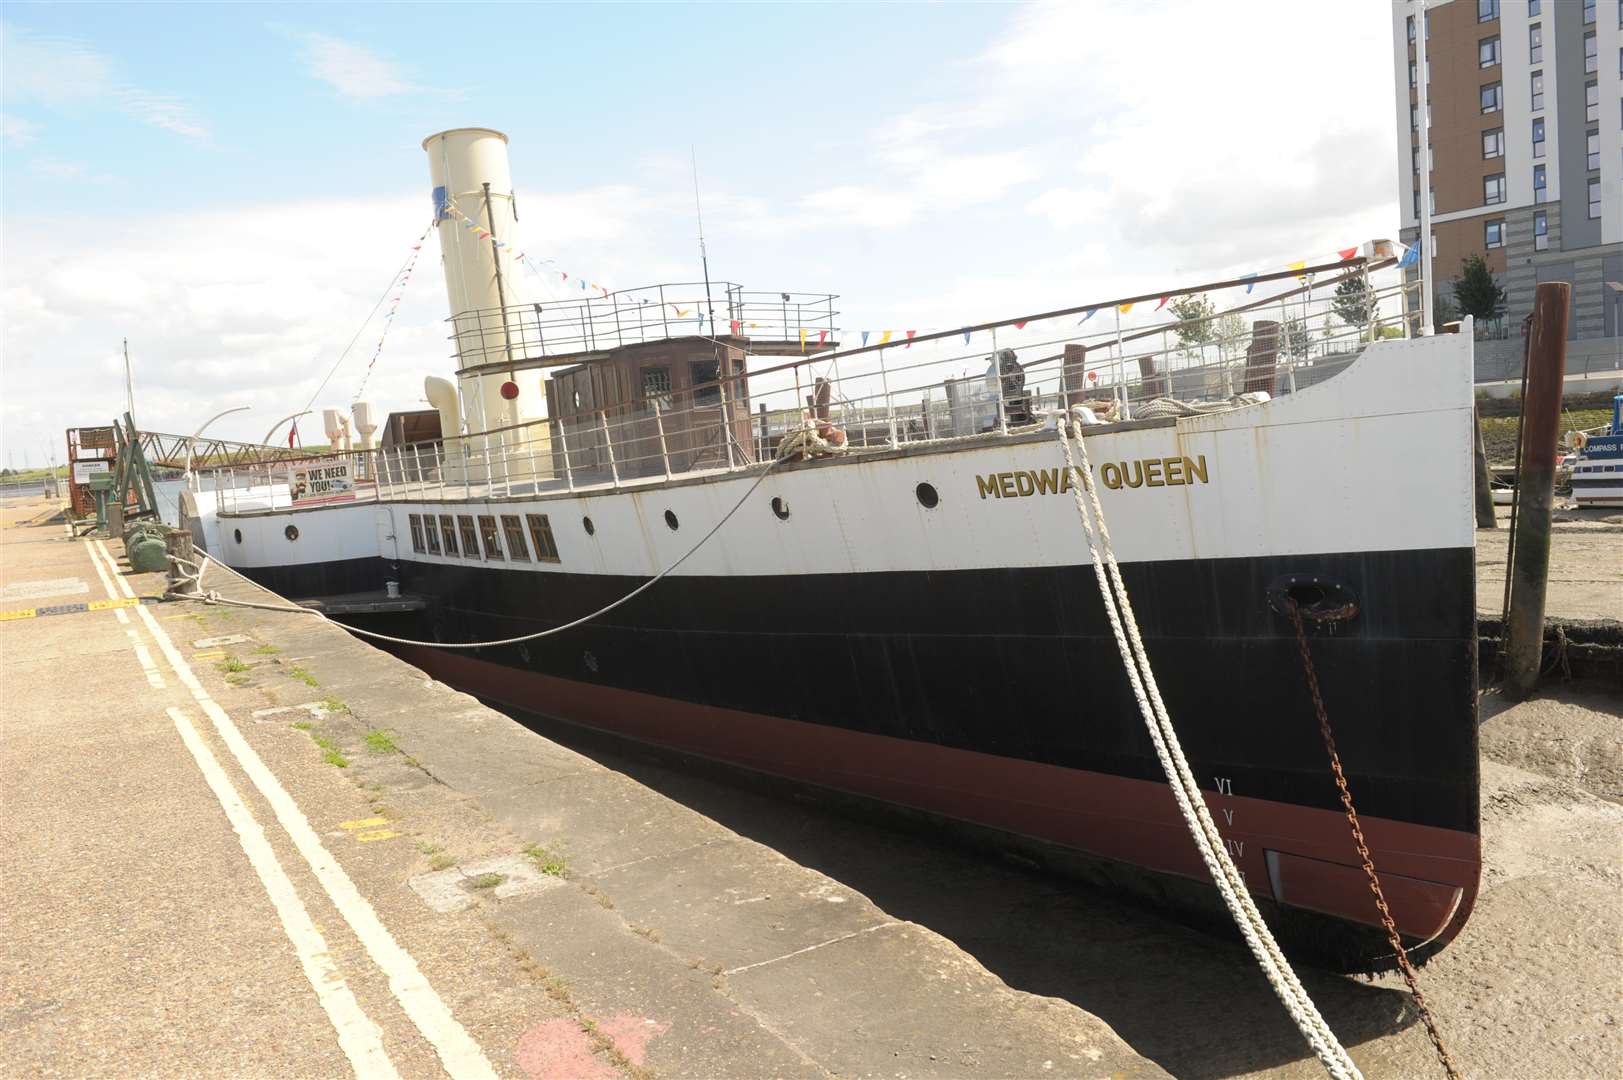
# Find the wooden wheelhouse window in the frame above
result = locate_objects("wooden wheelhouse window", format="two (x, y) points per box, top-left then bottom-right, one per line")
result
(440, 514), (461, 557)
(526, 514), (561, 562)
(501, 515), (530, 561)
(407, 514), (426, 553)
(424, 514), (442, 555)
(473, 515), (501, 560)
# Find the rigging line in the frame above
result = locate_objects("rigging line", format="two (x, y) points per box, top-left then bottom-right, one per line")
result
(296, 222), (434, 424)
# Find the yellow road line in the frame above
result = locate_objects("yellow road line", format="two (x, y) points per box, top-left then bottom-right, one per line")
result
(339, 817), (390, 831)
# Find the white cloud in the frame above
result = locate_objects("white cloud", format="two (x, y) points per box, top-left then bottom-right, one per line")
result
(299, 33), (415, 99)
(2, 112), (39, 144)
(0, 23), (207, 138)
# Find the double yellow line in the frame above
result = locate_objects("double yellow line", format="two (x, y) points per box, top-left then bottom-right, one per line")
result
(0, 595), (162, 622)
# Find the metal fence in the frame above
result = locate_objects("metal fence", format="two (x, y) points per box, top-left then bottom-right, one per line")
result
(199, 262), (1420, 513)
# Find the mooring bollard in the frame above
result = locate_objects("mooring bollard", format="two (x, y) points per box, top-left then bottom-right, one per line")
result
(1504, 282), (1570, 700)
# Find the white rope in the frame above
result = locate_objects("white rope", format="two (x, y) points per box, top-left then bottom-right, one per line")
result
(1055, 416), (1362, 1080)
(166, 456), (786, 650)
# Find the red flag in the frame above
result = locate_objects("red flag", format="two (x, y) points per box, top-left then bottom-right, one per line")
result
(1154, 296), (1169, 311)
(817, 329), (829, 345)
(1338, 246), (1359, 260)
(905, 330), (917, 347)
(1014, 321), (1028, 329)
(730, 319), (742, 336)
(287, 421), (296, 449)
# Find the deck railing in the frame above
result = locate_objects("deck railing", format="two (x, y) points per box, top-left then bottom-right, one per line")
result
(201, 261), (1422, 514)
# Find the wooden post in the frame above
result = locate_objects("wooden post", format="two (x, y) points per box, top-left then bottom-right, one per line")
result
(1504, 282), (1570, 701)
(1472, 405), (1497, 529)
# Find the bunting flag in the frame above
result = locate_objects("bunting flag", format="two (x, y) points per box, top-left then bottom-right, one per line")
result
(288, 420), (297, 449)
(353, 220), (435, 402)
(879, 331), (893, 345)
(963, 329), (972, 344)
(1078, 307), (1099, 325)
(1240, 273), (1258, 294)
(799, 328), (807, 353)
(1338, 246), (1359, 261)
(1154, 296), (1169, 311)
(862, 331), (870, 346)
(905, 330), (917, 347)
(1398, 241), (1420, 269)
(1289, 260), (1308, 282)
(730, 319), (742, 336)
(1014, 321), (1028, 330)
(1117, 302), (1134, 314)
(817, 329), (829, 346)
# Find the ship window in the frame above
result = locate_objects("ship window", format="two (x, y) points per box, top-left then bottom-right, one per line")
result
(457, 515), (479, 558)
(440, 514), (459, 556)
(642, 366), (673, 412)
(407, 513), (425, 553)
(477, 515), (504, 560)
(527, 513), (561, 562)
(424, 515), (442, 555)
(502, 514), (530, 561)
(690, 360), (721, 406)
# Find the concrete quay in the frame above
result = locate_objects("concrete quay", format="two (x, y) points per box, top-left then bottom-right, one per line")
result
(0, 492), (1162, 1080)
(4, 490), (1620, 1079)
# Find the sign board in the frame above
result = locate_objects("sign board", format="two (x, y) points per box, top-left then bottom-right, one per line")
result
(289, 461), (354, 504)
(72, 460), (111, 484)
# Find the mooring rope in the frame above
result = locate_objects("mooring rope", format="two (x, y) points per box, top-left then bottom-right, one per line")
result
(1054, 416), (1362, 1080)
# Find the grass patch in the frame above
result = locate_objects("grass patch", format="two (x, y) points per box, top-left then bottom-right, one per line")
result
(524, 843), (568, 878)
(309, 731), (349, 768)
(288, 666), (319, 687)
(363, 729), (397, 754)
(253, 643), (280, 655)
(217, 655), (249, 674)
(291, 720), (313, 731)
(428, 853), (456, 871)
(225, 672), (251, 687)
(420, 841), (444, 855)
(467, 872), (506, 890)
(319, 696), (349, 716)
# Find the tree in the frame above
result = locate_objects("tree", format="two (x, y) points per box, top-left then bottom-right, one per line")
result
(1167, 294), (1217, 349)
(1451, 253), (1505, 323)
(1331, 275), (1378, 339)
(1281, 315), (1312, 361)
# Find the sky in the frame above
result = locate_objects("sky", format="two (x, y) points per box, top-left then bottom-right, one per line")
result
(1, 1), (1401, 466)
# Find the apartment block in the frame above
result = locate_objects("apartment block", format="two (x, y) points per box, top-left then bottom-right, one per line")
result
(1392, 0), (1622, 341)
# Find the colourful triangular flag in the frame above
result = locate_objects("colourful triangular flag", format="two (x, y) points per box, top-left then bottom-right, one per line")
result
(1117, 302), (1134, 314)
(1338, 246), (1359, 261)
(1240, 273), (1258, 294)
(963, 329), (972, 344)
(1014, 321), (1028, 330)
(879, 331), (893, 345)
(1289, 260), (1307, 282)
(1078, 308), (1098, 325)
(799, 328), (807, 353)
(817, 330), (828, 345)
(905, 330), (917, 347)
(1154, 296), (1169, 311)
(861, 331), (870, 346)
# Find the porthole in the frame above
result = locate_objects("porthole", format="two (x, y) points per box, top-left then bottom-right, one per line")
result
(284, 524), (300, 542)
(582, 515), (595, 536)
(770, 496), (790, 521)
(915, 482), (940, 510)
(233, 528), (243, 544)
(664, 509), (679, 531)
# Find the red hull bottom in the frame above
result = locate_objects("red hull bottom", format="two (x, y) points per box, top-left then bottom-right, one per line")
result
(399, 646), (1480, 961)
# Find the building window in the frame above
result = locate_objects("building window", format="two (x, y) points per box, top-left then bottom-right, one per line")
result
(1407, 14), (1416, 43)
(1479, 36), (1501, 67)
(458, 515), (480, 560)
(1589, 129), (1601, 171)
(1590, 178), (1603, 219)
(1409, 60), (1418, 88)
(1533, 163), (1547, 202)
(1588, 81), (1600, 123)
(439, 514), (459, 557)
(476, 515), (503, 560)
(1529, 23), (1542, 64)
(1482, 128), (1505, 158)
(1530, 0), (1541, 15)
(642, 366), (673, 412)
(407, 513), (425, 554)
(1531, 71), (1544, 111)
(1532, 117), (1546, 158)
(1410, 105), (1418, 130)
(1484, 173), (1507, 205)
(1485, 220), (1506, 250)
(1481, 82), (1502, 114)
(501, 514), (530, 561)
(526, 514), (561, 563)
(1582, 0), (1594, 25)
(1533, 210), (1548, 251)
(1478, 0), (1498, 21)
(1585, 31), (1597, 74)
(424, 514), (441, 555)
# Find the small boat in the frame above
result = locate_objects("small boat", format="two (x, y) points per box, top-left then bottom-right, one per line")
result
(1569, 395), (1623, 508)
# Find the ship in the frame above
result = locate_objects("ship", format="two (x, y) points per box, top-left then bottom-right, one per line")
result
(183, 128), (1482, 969)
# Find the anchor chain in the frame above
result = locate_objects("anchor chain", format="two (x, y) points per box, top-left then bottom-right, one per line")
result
(1285, 603), (1462, 1080)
